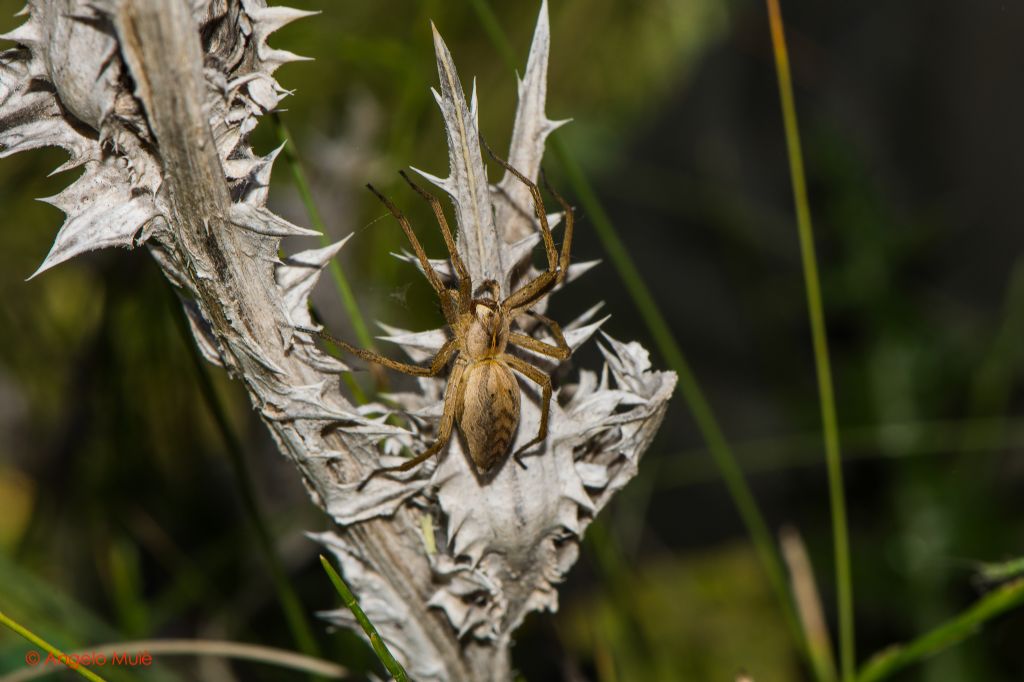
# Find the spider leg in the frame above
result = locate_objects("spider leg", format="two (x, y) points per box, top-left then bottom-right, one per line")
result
(480, 135), (559, 276)
(356, 362), (465, 490)
(398, 171), (473, 311)
(501, 174), (575, 310)
(366, 183), (457, 321)
(502, 271), (557, 311)
(540, 169), (574, 284)
(481, 139), (578, 311)
(307, 326), (458, 377)
(502, 353), (552, 458)
(513, 310), (571, 359)
(508, 330), (569, 361)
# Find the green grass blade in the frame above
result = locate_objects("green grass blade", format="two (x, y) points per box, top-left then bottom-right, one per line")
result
(273, 114), (372, 402)
(766, 1), (854, 680)
(272, 115), (377, 355)
(0, 609), (108, 682)
(472, 0), (807, 660)
(857, 579), (1024, 682)
(664, 416), (1024, 488)
(319, 555), (409, 682)
(466, 0), (517, 67)
(467, 0), (813, 668)
(977, 556), (1024, 584)
(167, 286), (322, 665)
(550, 140), (807, 642)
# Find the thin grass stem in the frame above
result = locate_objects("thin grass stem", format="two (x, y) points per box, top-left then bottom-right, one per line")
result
(663, 415), (1024, 488)
(166, 286), (323, 667)
(273, 114), (377, 402)
(584, 520), (657, 671)
(551, 140), (810, 646)
(319, 555), (409, 682)
(976, 557), (1024, 585)
(0, 610), (107, 682)
(959, 258), (1024, 456)
(466, 0), (517, 67)
(766, 2), (854, 680)
(467, 0), (812, 668)
(856, 579), (1024, 682)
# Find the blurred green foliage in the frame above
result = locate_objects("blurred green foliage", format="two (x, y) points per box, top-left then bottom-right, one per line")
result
(1, 1), (1023, 680)
(560, 543), (798, 681)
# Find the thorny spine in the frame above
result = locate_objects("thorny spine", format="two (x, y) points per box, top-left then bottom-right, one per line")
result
(0, 1), (677, 679)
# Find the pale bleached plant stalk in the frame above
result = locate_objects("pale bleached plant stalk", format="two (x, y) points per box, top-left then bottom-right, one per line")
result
(0, 1), (675, 679)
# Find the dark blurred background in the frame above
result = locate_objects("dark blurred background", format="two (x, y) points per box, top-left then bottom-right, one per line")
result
(1, 1), (1023, 680)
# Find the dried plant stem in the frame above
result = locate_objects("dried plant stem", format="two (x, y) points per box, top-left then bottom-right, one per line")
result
(766, 1), (854, 680)
(116, 2), (472, 677)
(2, 639), (348, 681)
(781, 527), (838, 682)
(0, 610), (107, 682)
(468, 0), (808, 661)
(319, 555), (409, 682)
(0, 2), (680, 678)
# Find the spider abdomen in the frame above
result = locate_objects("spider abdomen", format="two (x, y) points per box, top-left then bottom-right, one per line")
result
(457, 360), (521, 473)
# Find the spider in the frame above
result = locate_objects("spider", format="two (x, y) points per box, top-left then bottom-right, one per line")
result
(312, 140), (574, 482)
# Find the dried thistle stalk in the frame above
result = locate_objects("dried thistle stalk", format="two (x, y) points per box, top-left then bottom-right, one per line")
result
(0, 1), (676, 679)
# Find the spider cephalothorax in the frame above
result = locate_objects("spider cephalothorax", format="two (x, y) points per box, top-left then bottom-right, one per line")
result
(316, 140), (573, 481)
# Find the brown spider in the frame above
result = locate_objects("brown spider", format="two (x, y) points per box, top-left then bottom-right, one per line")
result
(314, 141), (574, 481)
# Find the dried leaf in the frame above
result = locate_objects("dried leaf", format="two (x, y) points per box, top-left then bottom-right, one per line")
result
(413, 24), (504, 288)
(1, 3), (675, 680)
